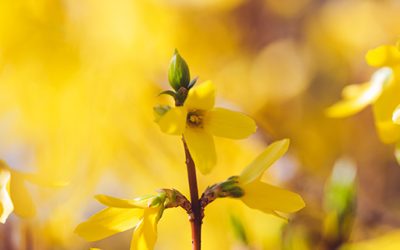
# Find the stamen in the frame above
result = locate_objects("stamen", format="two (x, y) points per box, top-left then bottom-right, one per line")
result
(187, 110), (204, 128)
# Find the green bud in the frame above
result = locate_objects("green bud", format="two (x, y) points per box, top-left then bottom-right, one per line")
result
(168, 49), (190, 91)
(149, 196), (162, 207)
(219, 176), (244, 198)
(228, 186), (245, 198)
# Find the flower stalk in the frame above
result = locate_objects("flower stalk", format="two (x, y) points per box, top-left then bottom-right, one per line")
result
(182, 138), (202, 250)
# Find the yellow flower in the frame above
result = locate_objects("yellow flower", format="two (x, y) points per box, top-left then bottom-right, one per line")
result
(157, 81), (257, 174)
(0, 167), (13, 223)
(75, 194), (165, 250)
(206, 139), (305, 218)
(237, 139), (305, 217)
(365, 44), (400, 68)
(0, 160), (39, 223)
(325, 67), (392, 118)
(393, 104), (400, 125)
(326, 43), (400, 144)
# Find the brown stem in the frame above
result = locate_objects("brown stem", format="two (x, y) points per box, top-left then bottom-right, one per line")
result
(182, 138), (202, 250)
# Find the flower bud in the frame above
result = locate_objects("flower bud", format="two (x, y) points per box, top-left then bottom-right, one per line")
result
(168, 49), (190, 91)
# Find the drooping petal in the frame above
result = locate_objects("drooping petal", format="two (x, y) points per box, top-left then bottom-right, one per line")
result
(185, 81), (215, 111)
(392, 104), (400, 125)
(326, 68), (392, 117)
(95, 194), (156, 209)
(373, 76), (400, 144)
(240, 139), (289, 185)
(130, 207), (160, 250)
(241, 181), (305, 214)
(184, 128), (216, 174)
(75, 207), (142, 242)
(10, 174), (36, 218)
(0, 168), (13, 223)
(365, 45), (400, 67)
(157, 107), (187, 135)
(204, 108), (257, 139)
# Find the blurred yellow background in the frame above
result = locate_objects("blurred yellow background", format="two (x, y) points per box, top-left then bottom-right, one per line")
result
(0, 0), (400, 249)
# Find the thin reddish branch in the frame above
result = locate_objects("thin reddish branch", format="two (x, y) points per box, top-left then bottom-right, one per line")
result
(182, 138), (202, 250)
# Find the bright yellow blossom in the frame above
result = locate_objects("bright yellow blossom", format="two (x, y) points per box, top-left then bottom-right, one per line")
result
(326, 43), (400, 144)
(75, 193), (166, 250)
(0, 167), (13, 223)
(157, 81), (257, 174)
(0, 160), (42, 223)
(205, 139), (305, 218)
(393, 104), (400, 125)
(238, 139), (305, 217)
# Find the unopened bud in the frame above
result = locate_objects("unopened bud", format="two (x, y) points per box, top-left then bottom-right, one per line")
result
(168, 49), (190, 91)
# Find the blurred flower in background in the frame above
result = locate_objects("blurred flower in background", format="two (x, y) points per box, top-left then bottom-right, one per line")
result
(0, 0), (400, 249)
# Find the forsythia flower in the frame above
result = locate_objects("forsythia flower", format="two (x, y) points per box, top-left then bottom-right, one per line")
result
(75, 193), (167, 250)
(237, 139), (305, 217)
(393, 104), (400, 125)
(157, 81), (257, 174)
(0, 167), (13, 223)
(326, 43), (400, 144)
(0, 160), (41, 223)
(204, 139), (305, 218)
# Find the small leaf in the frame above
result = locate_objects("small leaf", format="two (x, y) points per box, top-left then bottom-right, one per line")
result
(158, 90), (176, 98)
(188, 76), (199, 89)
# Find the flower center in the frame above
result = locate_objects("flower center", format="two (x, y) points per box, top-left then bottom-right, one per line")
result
(187, 110), (204, 128)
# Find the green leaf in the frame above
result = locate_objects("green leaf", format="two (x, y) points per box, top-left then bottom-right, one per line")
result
(229, 214), (248, 245)
(323, 157), (357, 242)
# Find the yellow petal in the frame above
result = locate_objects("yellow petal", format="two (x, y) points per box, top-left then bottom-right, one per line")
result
(95, 194), (156, 209)
(130, 207), (159, 250)
(157, 107), (186, 135)
(75, 207), (142, 242)
(341, 82), (373, 99)
(0, 168), (13, 223)
(326, 68), (392, 117)
(184, 128), (216, 174)
(10, 174), (36, 218)
(240, 139), (289, 185)
(185, 81), (215, 111)
(241, 181), (305, 214)
(393, 104), (400, 125)
(204, 108), (257, 139)
(365, 45), (400, 67)
(373, 77), (400, 143)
